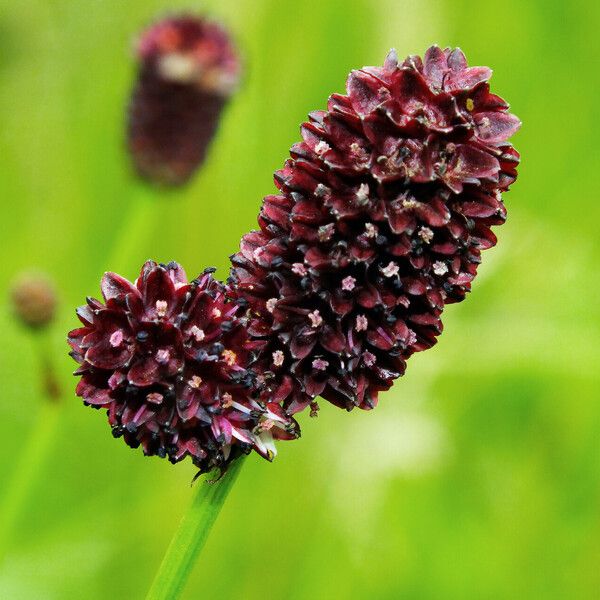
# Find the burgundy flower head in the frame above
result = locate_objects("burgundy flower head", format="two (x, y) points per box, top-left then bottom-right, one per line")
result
(230, 46), (520, 416)
(128, 15), (241, 186)
(68, 261), (298, 474)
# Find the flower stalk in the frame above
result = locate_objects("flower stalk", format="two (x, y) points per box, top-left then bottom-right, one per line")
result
(0, 400), (61, 565)
(146, 457), (245, 600)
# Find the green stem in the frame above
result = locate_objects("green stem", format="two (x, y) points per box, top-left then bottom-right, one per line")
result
(0, 400), (61, 565)
(146, 457), (245, 600)
(102, 184), (160, 275)
(0, 184), (159, 567)
(36, 329), (61, 402)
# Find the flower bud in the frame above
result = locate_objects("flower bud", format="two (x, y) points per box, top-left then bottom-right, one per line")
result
(127, 15), (241, 186)
(11, 272), (57, 330)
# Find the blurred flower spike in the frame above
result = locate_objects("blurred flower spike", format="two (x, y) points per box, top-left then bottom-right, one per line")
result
(128, 14), (241, 186)
(11, 272), (57, 330)
(230, 46), (520, 416)
(68, 261), (298, 475)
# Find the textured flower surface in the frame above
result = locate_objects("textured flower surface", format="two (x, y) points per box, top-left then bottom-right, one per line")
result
(230, 46), (520, 416)
(69, 261), (297, 474)
(128, 15), (241, 186)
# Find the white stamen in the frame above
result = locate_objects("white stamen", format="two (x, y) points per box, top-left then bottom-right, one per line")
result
(402, 198), (418, 209)
(109, 330), (124, 347)
(318, 223), (334, 242)
(211, 307), (222, 318)
(308, 310), (323, 328)
(272, 350), (285, 367)
(155, 300), (168, 317)
(188, 375), (203, 389)
(356, 183), (370, 204)
(365, 223), (377, 238)
(312, 358), (329, 371)
(342, 276), (356, 292)
(419, 226), (434, 243)
(355, 314), (368, 332)
(315, 141), (330, 155)
(433, 261), (448, 276)
(222, 349), (237, 366)
(146, 392), (163, 404)
(292, 262), (307, 276)
(382, 261), (400, 278)
(156, 349), (170, 364)
(363, 351), (376, 366)
(266, 298), (278, 313)
(190, 325), (205, 342)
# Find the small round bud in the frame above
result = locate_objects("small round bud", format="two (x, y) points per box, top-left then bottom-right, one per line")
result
(11, 273), (57, 330)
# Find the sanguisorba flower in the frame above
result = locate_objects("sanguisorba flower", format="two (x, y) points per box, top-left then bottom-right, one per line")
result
(230, 46), (520, 416)
(128, 15), (241, 186)
(68, 261), (298, 474)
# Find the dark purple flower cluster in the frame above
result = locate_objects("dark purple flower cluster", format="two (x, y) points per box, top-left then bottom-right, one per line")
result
(229, 46), (520, 416)
(69, 46), (520, 473)
(128, 15), (241, 186)
(68, 261), (298, 474)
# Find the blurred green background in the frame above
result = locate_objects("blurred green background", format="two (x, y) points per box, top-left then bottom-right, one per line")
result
(1, 0), (599, 598)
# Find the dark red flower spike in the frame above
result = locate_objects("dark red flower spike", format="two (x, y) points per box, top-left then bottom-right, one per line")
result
(230, 46), (520, 416)
(69, 261), (298, 474)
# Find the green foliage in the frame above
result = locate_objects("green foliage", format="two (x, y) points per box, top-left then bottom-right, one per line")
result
(0, 0), (598, 598)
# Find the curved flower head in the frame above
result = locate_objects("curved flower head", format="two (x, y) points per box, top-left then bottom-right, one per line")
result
(230, 46), (520, 415)
(69, 261), (297, 474)
(128, 14), (241, 186)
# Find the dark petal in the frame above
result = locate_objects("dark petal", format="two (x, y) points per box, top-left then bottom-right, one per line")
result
(177, 387), (200, 422)
(101, 272), (139, 303)
(423, 45), (446, 89)
(357, 284), (382, 308)
(127, 357), (160, 387)
(445, 66), (492, 92)
(290, 334), (317, 360)
(76, 376), (112, 405)
(166, 262), (188, 286)
(447, 48), (467, 72)
(347, 70), (386, 116)
(320, 326), (347, 354)
(139, 264), (176, 311)
(304, 375), (327, 397)
(85, 335), (134, 370)
(444, 145), (500, 192)
(474, 112), (521, 144)
(75, 305), (94, 326)
(366, 326), (395, 350)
